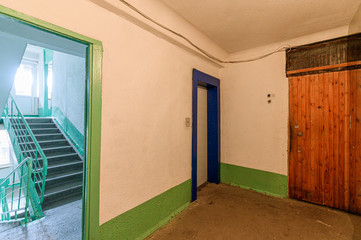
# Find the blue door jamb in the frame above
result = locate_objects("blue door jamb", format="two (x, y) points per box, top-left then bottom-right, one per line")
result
(192, 69), (220, 201)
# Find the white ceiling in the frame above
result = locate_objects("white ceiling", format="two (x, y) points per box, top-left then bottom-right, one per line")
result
(160, 0), (361, 53)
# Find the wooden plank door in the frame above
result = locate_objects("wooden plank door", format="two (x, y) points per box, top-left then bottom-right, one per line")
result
(349, 69), (361, 213)
(289, 70), (360, 213)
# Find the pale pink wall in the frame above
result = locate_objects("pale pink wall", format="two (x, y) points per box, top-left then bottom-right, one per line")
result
(349, 3), (361, 34)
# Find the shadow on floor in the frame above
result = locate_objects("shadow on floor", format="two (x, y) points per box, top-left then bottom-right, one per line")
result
(0, 200), (82, 240)
(147, 183), (361, 240)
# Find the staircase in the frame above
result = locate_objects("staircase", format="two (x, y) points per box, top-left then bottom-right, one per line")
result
(20, 118), (83, 210)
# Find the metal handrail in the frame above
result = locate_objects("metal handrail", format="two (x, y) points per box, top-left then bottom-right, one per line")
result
(0, 157), (33, 223)
(2, 94), (47, 220)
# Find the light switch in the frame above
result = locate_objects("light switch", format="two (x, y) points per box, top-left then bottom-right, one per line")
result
(185, 117), (191, 127)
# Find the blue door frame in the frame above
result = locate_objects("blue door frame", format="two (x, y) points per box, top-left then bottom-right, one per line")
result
(192, 69), (220, 201)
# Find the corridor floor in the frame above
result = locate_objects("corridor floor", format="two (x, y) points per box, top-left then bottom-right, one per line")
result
(147, 183), (361, 240)
(0, 200), (82, 240)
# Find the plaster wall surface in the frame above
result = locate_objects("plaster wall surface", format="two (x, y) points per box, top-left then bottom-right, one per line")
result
(160, 0), (360, 52)
(52, 51), (86, 134)
(0, 33), (27, 114)
(220, 26), (349, 176)
(0, 0), (221, 225)
(349, 3), (361, 34)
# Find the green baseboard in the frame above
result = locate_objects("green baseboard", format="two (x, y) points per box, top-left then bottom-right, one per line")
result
(221, 163), (288, 198)
(99, 179), (191, 240)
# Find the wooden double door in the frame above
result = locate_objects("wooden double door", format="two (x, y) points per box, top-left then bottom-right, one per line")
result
(289, 69), (361, 214)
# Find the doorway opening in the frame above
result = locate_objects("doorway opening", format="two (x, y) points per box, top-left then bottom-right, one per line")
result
(0, 6), (102, 239)
(192, 69), (220, 201)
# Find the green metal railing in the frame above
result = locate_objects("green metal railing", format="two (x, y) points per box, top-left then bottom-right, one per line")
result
(0, 157), (33, 223)
(2, 94), (47, 221)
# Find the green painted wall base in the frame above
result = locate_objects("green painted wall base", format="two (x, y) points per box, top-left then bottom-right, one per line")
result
(221, 163), (288, 198)
(38, 108), (44, 117)
(99, 179), (191, 240)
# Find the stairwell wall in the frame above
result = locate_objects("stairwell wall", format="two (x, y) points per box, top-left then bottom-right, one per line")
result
(52, 50), (86, 154)
(0, 33), (27, 115)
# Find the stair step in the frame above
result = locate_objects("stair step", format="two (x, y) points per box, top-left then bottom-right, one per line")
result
(42, 146), (75, 157)
(42, 183), (82, 210)
(46, 161), (83, 175)
(35, 157), (82, 170)
(20, 152), (83, 176)
(44, 170), (83, 188)
(44, 180), (82, 197)
(38, 139), (70, 148)
(36, 153), (81, 166)
(14, 135), (34, 142)
(34, 133), (65, 141)
(42, 180), (83, 210)
(27, 123), (57, 129)
(31, 128), (60, 134)
(46, 153), (81, 162)
(25, 118), (53, 123)
(12, 123), (57, 130)
(17, 133), (65, 141)
(19, 140), (70, 150)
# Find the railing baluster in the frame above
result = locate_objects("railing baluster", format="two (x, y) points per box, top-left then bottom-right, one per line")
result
(1, 94), (47, 223)
(17, 164), (24, 213)
(11, 171), (15, 211)
(24, 158), (32, 224)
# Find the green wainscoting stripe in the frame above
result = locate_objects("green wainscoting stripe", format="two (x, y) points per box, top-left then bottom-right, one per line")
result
(52, 107), (84, 156)
(221, 163), (288, 198)
(100, 179), (191, 240)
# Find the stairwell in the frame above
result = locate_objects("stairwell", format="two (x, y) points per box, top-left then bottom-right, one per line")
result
(17, 117), (83, 210)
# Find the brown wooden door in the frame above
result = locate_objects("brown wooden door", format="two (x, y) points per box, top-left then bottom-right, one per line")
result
(289, 69), (361, 214)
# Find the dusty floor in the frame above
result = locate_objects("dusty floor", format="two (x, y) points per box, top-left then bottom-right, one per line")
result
(148, 183), (361, 240)
(0, 200), (82, 240)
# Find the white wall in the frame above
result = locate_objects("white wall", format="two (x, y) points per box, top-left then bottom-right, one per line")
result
(0, 33), (27, 114)
(0, 0), (222, 225)
(220, 26), (349, 176)
(349, 3), (361, 34)
(52, 51), (86, 134)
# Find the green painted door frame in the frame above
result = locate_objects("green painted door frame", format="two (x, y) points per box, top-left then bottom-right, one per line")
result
(0, 5), (103, 240)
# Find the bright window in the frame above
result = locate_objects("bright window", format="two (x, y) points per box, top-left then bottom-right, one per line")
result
(14, 64), (33, 96)
(0, 128), (10, 166)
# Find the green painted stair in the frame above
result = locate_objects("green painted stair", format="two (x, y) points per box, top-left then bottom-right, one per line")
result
(12, 117), (83, 210)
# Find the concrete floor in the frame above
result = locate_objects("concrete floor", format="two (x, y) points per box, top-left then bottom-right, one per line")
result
(0, 200), (82, 240)
(148, 183), (361, 240)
